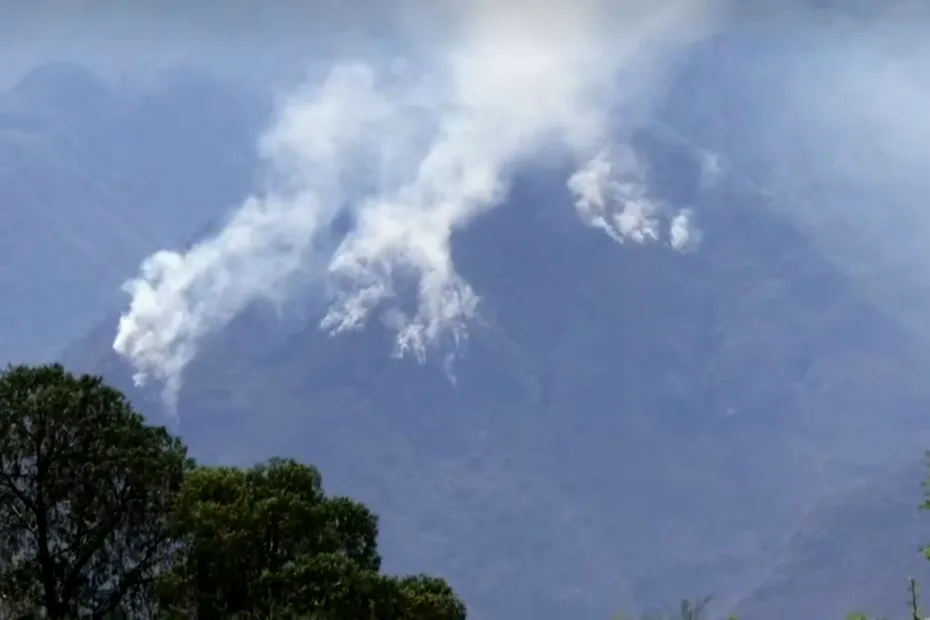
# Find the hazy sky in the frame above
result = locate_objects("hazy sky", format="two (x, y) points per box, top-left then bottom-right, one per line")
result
(3, 0), (925, 85)
(0, 0), (394, 88)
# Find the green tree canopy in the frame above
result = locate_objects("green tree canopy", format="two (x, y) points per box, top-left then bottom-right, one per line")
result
(0, 364), (465, 619)
(0, 364), (190, 619)
(159, 458), (466, 619)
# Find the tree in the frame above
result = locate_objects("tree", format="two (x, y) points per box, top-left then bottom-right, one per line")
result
(393, 575), (468, 620)
(0, 364), (190, 619)
(0, 366), (465, 618)
(159, 458), (466, 619)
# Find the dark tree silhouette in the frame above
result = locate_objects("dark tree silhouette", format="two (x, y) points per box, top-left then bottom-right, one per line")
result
(0, 364), (189, 618)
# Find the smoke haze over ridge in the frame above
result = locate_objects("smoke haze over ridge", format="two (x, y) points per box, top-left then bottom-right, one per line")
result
(112, 0), (726, 405)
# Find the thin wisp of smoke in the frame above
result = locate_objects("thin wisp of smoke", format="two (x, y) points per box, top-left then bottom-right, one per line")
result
(113, 0), (724, 406)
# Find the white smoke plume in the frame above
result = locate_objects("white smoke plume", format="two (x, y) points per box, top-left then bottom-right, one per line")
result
(669, 209), (701, 251)
(113, 0), (725, 404)
(569, 146), (662, 245)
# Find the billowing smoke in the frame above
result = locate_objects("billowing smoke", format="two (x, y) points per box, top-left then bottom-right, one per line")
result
(113, 0), (725, 404)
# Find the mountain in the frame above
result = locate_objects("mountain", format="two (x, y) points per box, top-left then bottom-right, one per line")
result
(666, 20), (930, 618)
(60, 126), (930, 618)
(734, 459), (930, 619)
(0, 62), (266, 365)
(659, 12), (930, 344)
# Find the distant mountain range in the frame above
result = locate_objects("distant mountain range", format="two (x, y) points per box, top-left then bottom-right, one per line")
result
(6, 21), (930, 619)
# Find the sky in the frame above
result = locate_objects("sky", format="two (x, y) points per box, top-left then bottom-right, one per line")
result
(0, 0), (389, 88)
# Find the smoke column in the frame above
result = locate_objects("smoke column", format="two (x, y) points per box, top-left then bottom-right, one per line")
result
(113, 0), (725, 405)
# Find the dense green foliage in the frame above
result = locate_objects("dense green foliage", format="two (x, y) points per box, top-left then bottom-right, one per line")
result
(158, 459), (464, 619)
(0, 365), (466, 619)
(0, 364), (189, 618)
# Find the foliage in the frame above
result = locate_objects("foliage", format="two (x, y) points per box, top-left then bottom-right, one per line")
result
(157, 458), (465, 618)
(0, 364), (465, 619)
(159, 458), (378, 617)
(0, 364), (189, 619)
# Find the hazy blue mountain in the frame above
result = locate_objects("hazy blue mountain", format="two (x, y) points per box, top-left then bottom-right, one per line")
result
(61, 130), (930, 618)
(734, 460), (930, 620)
(659, 15), (930, 342)
(0, 62), (265, 365)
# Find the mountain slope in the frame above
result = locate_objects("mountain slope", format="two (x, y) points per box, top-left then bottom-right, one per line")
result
(735, 460), (930, 620)
(61, 130), (930, 618)
(0, 63), (264, 365)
